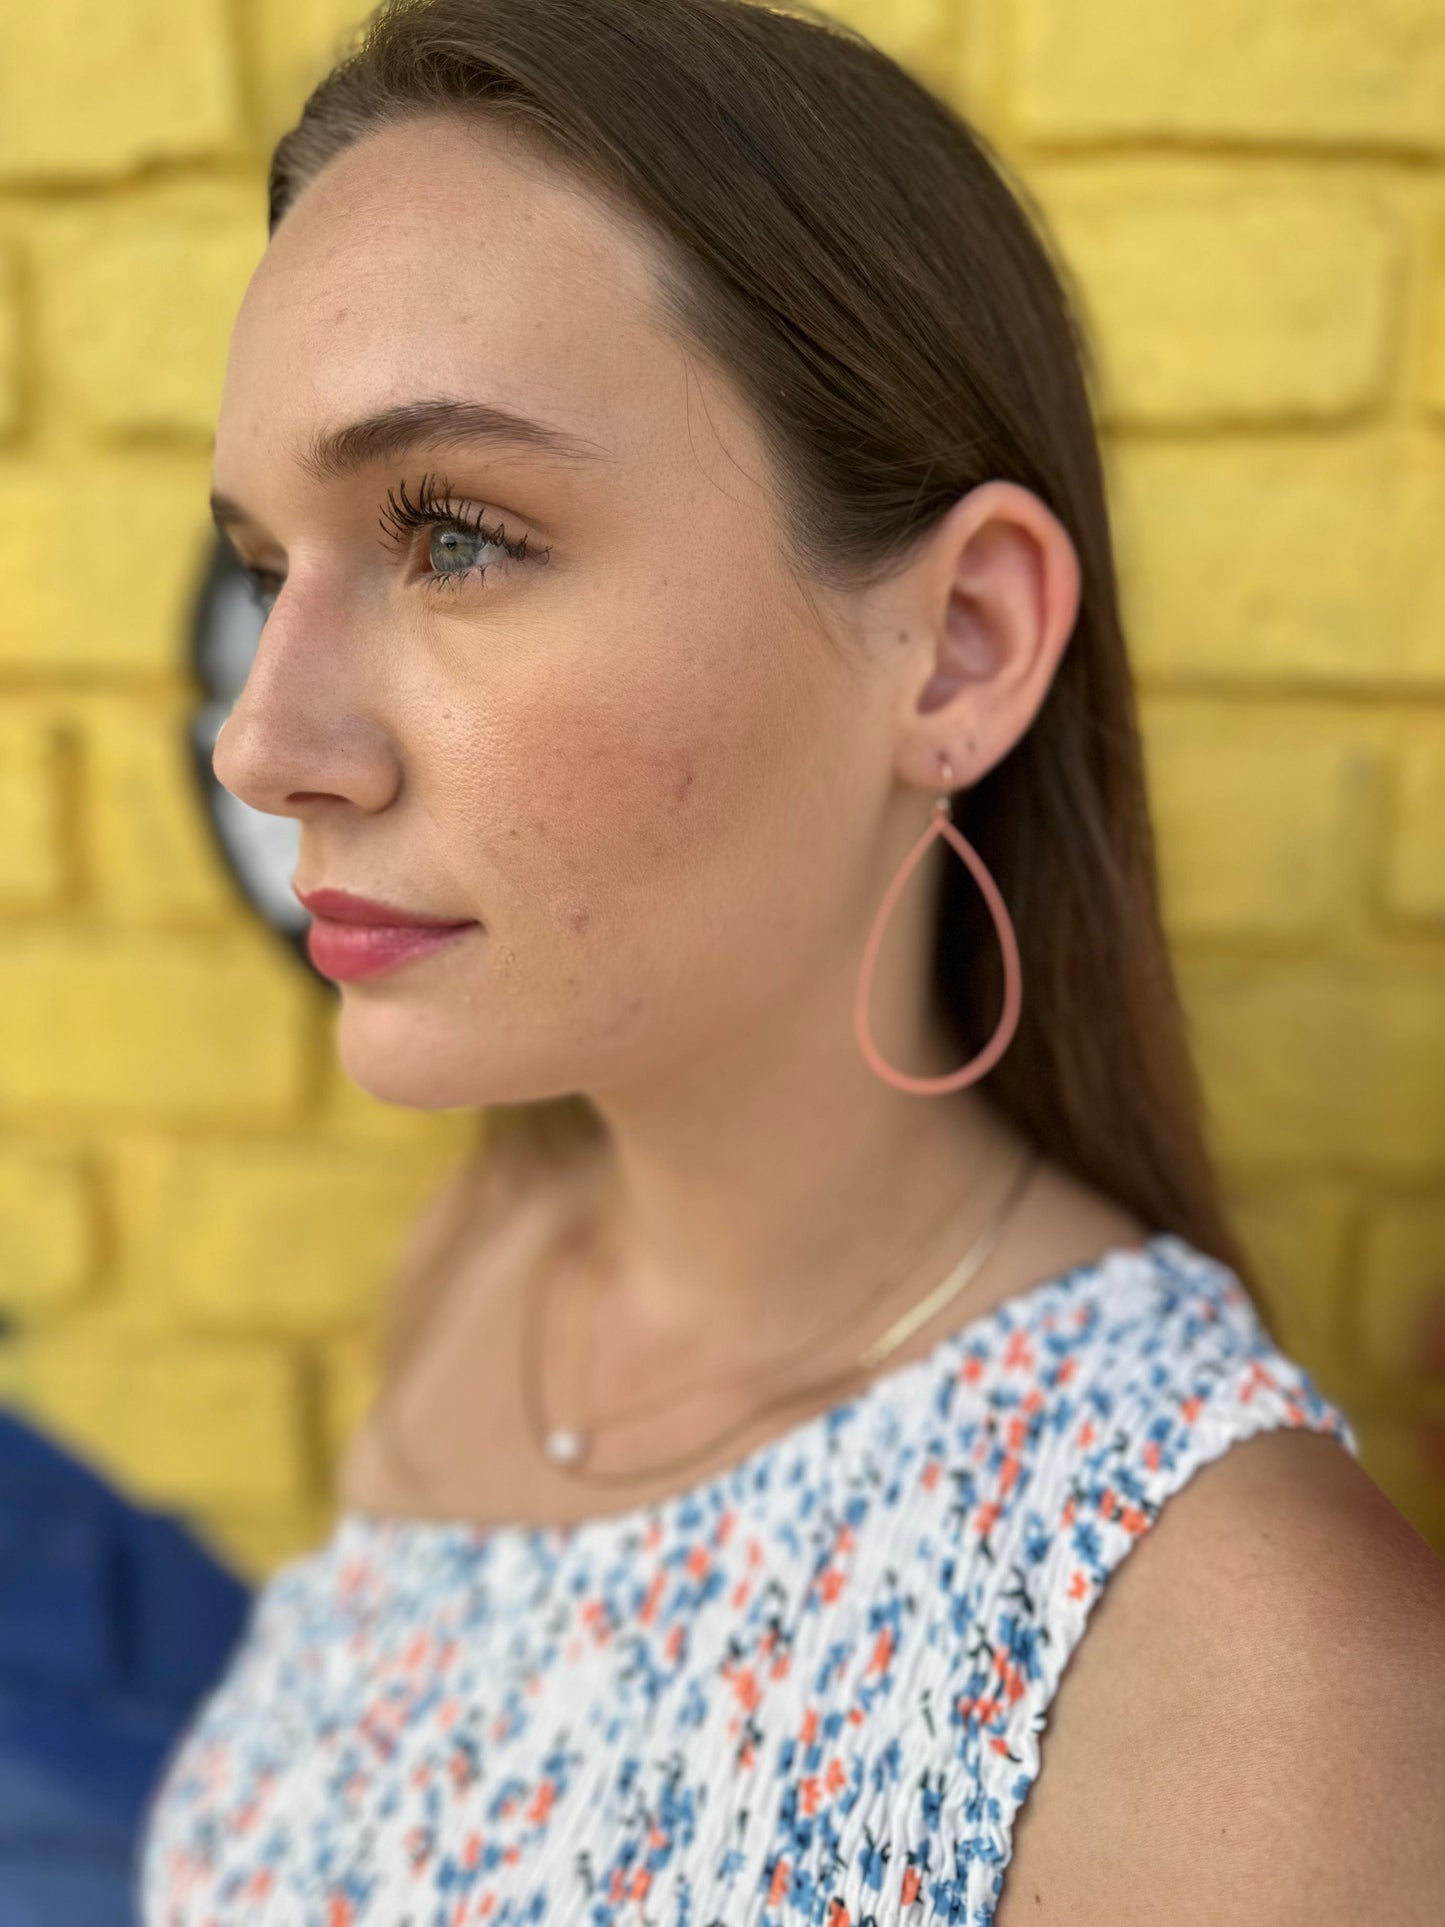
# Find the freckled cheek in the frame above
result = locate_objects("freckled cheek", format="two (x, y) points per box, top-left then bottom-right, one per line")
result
(439, 693), (727, 929)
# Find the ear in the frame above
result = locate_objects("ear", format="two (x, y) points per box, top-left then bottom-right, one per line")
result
(894, 479), (1081, 794)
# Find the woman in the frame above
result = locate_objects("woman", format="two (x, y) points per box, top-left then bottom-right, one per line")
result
(138, 0), (1445, 1920)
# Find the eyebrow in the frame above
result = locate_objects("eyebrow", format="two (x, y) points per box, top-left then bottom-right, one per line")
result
(209, 395), (610, 529)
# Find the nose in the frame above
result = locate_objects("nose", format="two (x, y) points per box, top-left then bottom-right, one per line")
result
(209, 593), (401, 822)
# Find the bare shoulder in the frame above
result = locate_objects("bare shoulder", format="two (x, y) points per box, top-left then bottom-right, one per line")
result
(997, 1426), (1445, 1926)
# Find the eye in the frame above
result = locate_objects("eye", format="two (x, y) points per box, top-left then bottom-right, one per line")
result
(240, 565), (282, 618)
(378, 471), (548, 595)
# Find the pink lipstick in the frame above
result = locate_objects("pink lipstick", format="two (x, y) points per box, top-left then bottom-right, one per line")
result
(294, 885), (481, 983)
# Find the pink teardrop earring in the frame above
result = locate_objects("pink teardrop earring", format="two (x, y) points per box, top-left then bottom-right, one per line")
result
(853, 750), (1023, 1094)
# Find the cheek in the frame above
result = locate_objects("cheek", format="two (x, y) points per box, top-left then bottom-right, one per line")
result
(417, 557), (822, 963)
(425, 670), (744, 937)
(524, 693), (723, 903)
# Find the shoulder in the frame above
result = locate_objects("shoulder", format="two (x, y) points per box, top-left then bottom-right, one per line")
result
(998, 1424), (1445, 1925)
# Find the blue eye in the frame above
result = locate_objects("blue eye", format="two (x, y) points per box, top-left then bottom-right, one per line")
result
(378, 471), (548, 594)
(421, 520), (522, 590)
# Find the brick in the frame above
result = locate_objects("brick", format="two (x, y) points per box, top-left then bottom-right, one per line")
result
(1110, 429), (1445, 687)
(1357, 1197), (1445, 1387)
(0, 1), (242, 182)
(0, 456), (216, 675)
(249, 0), (374, 158)
(1347, 1417), (1445, 1562)
(815, 0), (957, 75)
(147, 1141), (451, 1337)
(0, 702), (69, 907)
(0, 931), (312, 1121)
(323, 1331), (383, 1466)
(38, 183), (266, 439)
(1180, 957), (1445, 1172)
(1036, 165), (1399, 426)
(73, 693), (238, 926)
(0, 1341), (28, 1404)
(954, 8), (1011, 131)
(0, 1148), (95, 1318)
(1014, 0), (1445, 150)
(106, 1134), (191, 1304)
(1224, 1181), (1353, 1405)
(1425, 203), (1445, 418)
(195, 1497), (339, 1585)
(1385, 719), (1445, 921)
(1139, 696), (1376, 939)
(11, 1330), (309, 1509)
(0, 243), (18, 438)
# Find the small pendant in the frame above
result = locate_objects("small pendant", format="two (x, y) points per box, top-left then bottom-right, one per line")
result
(544, 1428), (588, 1466)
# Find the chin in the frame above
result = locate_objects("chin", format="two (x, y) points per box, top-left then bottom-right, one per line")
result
(331, 1011), (487, 1113)
(331, 1007), (568, 1114)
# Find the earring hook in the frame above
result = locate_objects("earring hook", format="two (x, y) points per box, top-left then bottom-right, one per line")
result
(934, 753), (955, 819)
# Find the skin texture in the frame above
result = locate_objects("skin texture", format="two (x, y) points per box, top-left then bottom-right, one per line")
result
(211, 110), (1124, 1436)
(995, 1428), (1445, 1925)
(210, 113), (1445, 1922)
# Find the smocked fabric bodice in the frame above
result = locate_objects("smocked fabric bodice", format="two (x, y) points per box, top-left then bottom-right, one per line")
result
(137, 1231), (1358, 1925)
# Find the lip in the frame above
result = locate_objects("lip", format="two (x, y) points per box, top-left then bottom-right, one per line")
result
(304, 917), (478, 982)
(294, 885), (480, 928)
(293, 884), (482, 983)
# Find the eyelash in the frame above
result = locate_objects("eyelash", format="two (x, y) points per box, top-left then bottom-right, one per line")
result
(237, 471), (547, 613)
(377, 471), (547, 595)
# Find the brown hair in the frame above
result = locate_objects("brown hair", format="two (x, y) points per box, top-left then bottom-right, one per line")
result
(268, 0), (1269, 1334)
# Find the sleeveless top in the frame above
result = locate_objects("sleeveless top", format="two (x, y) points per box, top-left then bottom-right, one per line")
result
(136, 1231), (1359, 1926)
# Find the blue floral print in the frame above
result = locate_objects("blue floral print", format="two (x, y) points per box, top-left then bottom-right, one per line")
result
(138, 1231), (1358, 1926)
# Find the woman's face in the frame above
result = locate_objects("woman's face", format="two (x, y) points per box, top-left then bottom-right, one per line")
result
(211, 115), (910, 1111)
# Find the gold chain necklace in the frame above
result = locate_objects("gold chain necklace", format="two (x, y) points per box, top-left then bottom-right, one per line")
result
(522, 1146), (1041, 1487)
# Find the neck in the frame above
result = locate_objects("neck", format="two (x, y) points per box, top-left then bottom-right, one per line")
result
(577, 972), (1030, 1368)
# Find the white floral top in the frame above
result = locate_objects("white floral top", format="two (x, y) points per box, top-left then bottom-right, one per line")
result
(137, 1231), (1358, 1925)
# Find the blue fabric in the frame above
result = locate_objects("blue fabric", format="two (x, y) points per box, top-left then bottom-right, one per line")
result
(0, 1856), (137, 1927)
(0, 1405), (254, 1924)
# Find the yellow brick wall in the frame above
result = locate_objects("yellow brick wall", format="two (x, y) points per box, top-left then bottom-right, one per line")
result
(0, 0), (1442, 1582)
